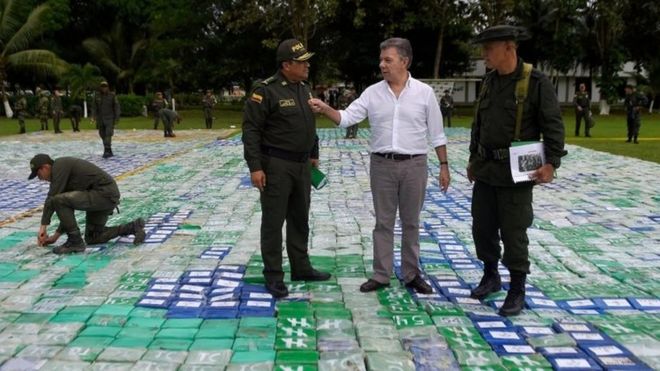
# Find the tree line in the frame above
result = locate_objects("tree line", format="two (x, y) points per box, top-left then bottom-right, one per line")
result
(3, 0), (659, 105)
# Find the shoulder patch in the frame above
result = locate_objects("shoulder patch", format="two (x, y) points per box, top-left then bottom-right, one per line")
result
(250, 93), (263, 104)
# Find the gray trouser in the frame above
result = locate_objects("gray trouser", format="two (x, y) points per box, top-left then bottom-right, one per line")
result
(370, 154), (427, 284)
(48, 190), (121, 243)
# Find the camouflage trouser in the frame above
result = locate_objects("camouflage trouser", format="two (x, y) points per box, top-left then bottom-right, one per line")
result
(47, 190), (125, 244)
(17, 112), (26, 132)
(40, 114), (49, 130)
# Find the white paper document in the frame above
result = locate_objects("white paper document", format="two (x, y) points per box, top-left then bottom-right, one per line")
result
(509, 141), (545, 183)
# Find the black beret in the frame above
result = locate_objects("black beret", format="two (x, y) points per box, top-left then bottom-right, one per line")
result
(473, 25), (530, 44)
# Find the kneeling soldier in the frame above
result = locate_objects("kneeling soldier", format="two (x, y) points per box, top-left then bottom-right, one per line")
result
(29, 154), (146, 254)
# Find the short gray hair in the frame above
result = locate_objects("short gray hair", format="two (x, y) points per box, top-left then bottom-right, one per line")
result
(380, 38), (413, 68)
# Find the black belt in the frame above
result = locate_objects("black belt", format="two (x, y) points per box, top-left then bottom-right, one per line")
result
(261, 145), (309, 163)
(373, 152), (425, 161)
(476, 143), (509, 160)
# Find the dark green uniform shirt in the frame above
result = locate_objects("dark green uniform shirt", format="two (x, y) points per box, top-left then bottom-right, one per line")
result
(151, 98), (168, 112)
(574, 91), (590, 110)
(42, 157), (120, 226)
(94, 92), (121, 125)
(242, 71), (319, 172)
(624, 93), (646, 119)
(38, 96), (50, 115)
(469, 58), (565, 187)
(52, 95), (63, 113)
(15, 97), (27, 111)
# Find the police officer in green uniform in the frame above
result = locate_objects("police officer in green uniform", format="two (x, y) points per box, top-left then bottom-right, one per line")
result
(93, 81), (120, 158)
(440, 89), (454, 127)
(467, 26), (566, 316)
(202, 90), (217, 129)
(29, 154), (146, 254)
(14, 93), (28, 134)
(242, 39), (331, 298)
(52, 89), (64, 134)
(573, 83), (591, 137)
(624, 84), (646, 144)
(38, 90), (50, 130)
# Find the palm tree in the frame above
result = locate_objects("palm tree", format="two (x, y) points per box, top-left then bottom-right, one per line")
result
(60, 63), (104, 117)
(83, 21), (149, 94)
(0, 0), (68, 116)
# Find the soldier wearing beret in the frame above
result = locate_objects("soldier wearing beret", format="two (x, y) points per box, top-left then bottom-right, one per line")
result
(242, 39), (331, 298)
(467, 25), (566, 316)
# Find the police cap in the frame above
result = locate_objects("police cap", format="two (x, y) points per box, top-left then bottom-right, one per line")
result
(28, 153), (53, 180)
(276, 39), (314, 63)
(473, 25), (530, 44)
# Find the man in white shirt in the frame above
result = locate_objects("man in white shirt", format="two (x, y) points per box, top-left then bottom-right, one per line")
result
(309, 38), (450, 294)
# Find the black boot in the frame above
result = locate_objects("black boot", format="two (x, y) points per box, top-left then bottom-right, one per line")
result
(499, 271), (526, 317)
(118, 218), (146, 245)
(53, 230), (86, 254)
(470, 262), (501, 300)
(633, 136), (639, 144)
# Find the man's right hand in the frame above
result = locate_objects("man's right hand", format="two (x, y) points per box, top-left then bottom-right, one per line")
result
(308, 98), (329, 114)
(37, 225), (48, 246)
(466, 164), (475, 184)
(250, 170), (266, 192)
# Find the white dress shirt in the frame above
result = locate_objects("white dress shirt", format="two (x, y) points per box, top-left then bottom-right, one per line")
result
(338, 74), (447, 154)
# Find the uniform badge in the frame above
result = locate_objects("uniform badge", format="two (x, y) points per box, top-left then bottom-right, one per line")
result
(250, 93), (263, 104)
(279, 99), (296, 107)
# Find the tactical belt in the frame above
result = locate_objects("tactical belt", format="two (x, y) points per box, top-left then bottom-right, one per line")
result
(476, 143), (510, 161)
(261, 145), (309, 163)
(373, 152), (425, 161)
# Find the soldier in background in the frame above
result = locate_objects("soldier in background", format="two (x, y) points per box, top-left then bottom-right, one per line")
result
(151, 91), (168, 129)
(158, 108), (180, 138)
(624, 84), (647, 144)
(38, 90), (50, 130)
(202, 90), (217, 129)
(69, 103), (82, 132)
(340, 88), (358, 139)
(15, 93), (28, 134)
(93, 81), (120, 158)
(573, 83), (591, 137)
(440, 89), (454, 128)
(52, 89), (64, 134)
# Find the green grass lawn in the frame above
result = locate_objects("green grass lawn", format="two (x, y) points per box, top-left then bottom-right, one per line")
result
(2, 107), (658, 163)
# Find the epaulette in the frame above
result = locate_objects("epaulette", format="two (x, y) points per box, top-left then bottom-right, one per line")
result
(261, 75), (278, 85)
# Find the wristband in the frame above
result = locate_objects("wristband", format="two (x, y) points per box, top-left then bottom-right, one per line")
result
(440, 161), (449, 165)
